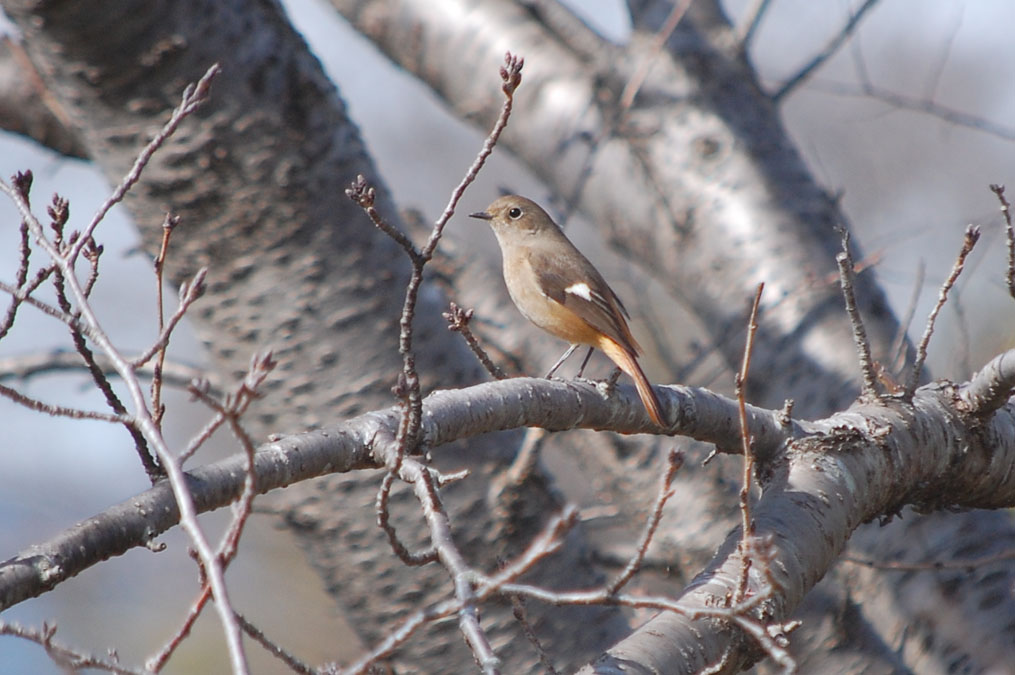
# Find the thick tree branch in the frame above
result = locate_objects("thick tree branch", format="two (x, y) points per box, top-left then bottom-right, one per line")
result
(2, 364), (1013, 657)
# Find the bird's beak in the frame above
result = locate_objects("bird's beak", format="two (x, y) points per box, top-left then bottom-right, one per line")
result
(469, 210), (493, 221)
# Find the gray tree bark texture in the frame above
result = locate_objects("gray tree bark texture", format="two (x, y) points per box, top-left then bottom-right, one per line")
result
(0, 0), (629, 671)
(1, 0), (1014, 673)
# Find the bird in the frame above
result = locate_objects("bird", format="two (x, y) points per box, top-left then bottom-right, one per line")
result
(470, 195), (665, 427)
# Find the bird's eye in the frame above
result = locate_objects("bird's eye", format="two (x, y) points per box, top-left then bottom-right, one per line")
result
(508, 207), (522, 219)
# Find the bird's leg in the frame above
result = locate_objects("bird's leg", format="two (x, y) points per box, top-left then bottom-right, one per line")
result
(575, 346), (595, 378)
(545, 343), (580, 378)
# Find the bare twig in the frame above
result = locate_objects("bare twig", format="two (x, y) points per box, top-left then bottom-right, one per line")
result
(44, 193), (162, 479)
(810, 78), (1015, 141)
(444, 302), (506, 380)
(235, 613), (314, 675)
(0, 621), (141, 675)
(215, 352), (275, 561)
(147, 575), (214, 672)
(0, 262), (54, 341)
(376, 470), (438, 566)
(990, 184), (1015, 299)
(403, 458), (499, 673)
(178, 383), (229, 464)
(772, 0), (882, 102)
(342, 56), (525, 669)
(345, 178), (419, 261)
(0, 381), (127, 422)
(906, 226), (980, 397)
(151, 213), (180, 428)
(80, 235), (103, 297)
(734, 284), (764, 603)
(0, 277), (86, 330)
(497, 427), (548, 494)
(836, 228), (880, 398)
(843, 547), (1015, 572)
(70, 64), (220, 266)
(606, 448), (683, 594)
(131, 267), (207, 368)
(738, 0), (774, 45)
(149, 352), (274, 671)
(888, 259), (925, 376)
(491, 577), (792, 671)
(12, 171), (35, 284)
(618, 0), (692, 112)
(509, 595), (559, 675)
(338, 507), (579, 675)
(0, 350), (214, 393)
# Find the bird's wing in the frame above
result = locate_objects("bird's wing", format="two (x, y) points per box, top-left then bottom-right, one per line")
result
(528, 246), (641, 354)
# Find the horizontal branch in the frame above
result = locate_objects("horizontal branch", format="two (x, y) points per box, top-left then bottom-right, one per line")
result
(0, 377), (784, 612)
(2, 367), (1014, 646)
(0, 350), (218, 394)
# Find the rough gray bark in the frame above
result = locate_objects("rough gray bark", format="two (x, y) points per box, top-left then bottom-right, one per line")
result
(0, 0), (628, 671)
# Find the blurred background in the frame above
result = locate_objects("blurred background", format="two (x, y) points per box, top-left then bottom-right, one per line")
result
(0, 0), (1012, 671)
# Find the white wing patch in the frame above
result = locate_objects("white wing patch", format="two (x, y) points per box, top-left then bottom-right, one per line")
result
(564, 282), (593, 302)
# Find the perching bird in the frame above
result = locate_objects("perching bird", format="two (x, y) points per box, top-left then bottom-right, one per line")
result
(470, 195), (664, 426)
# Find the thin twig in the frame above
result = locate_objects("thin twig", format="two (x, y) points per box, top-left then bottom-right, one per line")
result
(0, 382), (129, 423)
(0, 621), (141, 675)
(444, 302), (506, 380)
(836, 228), (879, 398)
(235, 613), (314, 675)
(0, 350), (214, 393)
(772, 0), (882, 102)
(151, 213), (180, 428)
(69, 65), (221, 266)
(617, 0), (692, 112)
(177, 392), (228, 463)
(376, 470), (438, 566)
(11, 171), (34, 289)
(888, 259), (924, 376)
(0, 263), (54, 341)
(343, 58), (526, 668)
(738, 0), (774, 46)
(490, 575), (794, 671)
(606, 448), (683, 594)
(131, 268), (207, 368)
(403, 457), (499, 673)
(734, 284), (764, 603)
(147, 581), (213, 672)
(0, 277), (84, 330)
(809, 78), (1015, 141)
(148, 353), (274, 671)
(338, 508), (579, 675)
(80, 236), (103, 298)
(509, 596), (559, 675)
(46, 194), (161, 478)
(842, 547), (1015, 573)
(345, 178), (419, 261)
(990, 184), (1015, 299)
(905, 226), (980, 397)
(215, 352), (275, 562)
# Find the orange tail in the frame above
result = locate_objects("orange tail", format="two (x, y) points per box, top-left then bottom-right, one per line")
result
(598, 339), (665, 427)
